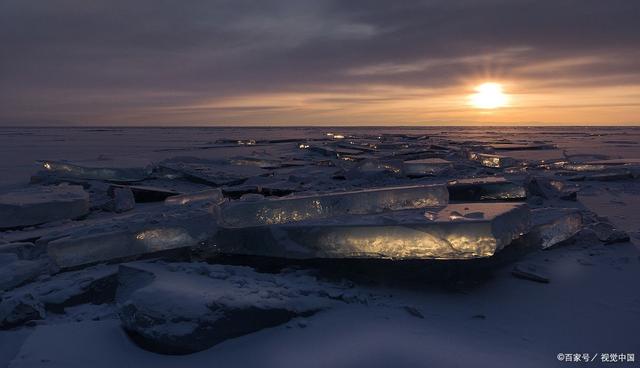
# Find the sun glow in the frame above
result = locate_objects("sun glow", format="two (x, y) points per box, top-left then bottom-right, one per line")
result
(470, 82), (508, 109)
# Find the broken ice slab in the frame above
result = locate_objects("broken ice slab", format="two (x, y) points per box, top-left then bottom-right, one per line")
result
(111, 184), (180, 202)
(584, 171), (635, 181)
(214, 203), (530, 260)
(336, 141), (378, 153)
(551, 159), (640, 172)
(386, 148), (449, 161)
(221, 182), (299, 199)
(211, 138), (257, 146)
(467, 152), (517, 168)
(220, 184), (449, 227)
(402, 158), (452, 177)
(229, 157), (281, 169)
(0, 253), (51, 291)
(0, 184), (90, 229)
(116, 261), (349, 354)
(106, 186), (135, 213)
(591, 222), (630, 244)
(229, 156), (301, 170)
(45, 205), (218, 269)
(36, 160), (151, 182)
(0, 242), (39, 260)
(344, 159), (403, 179)
(526, 177), (577, 201)
(584, 158), (640, 166)
(448, 177), (526, 201)
(305, 145), (364, 158)
(489, 143), (555, 151)
(164, 188), (225, 205)
(527, 208), (582, 249)
(376, 142), (411, 150)
(512, 263), (550, 283)
(325, 132), (346, 139)
(157, 157), (266, 186)
(499, 149), (566, 165)
(0, 264), (117, 327)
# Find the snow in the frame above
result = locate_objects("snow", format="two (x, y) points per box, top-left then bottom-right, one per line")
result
(4, 240), (640, 367)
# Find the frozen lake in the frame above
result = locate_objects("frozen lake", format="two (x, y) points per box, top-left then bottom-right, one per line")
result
(1, 125), (639, 368)
(2, 126), (640, 189)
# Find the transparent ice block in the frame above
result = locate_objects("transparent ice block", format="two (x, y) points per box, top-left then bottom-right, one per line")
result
(214, 203), (530, 260)
(220, 184), (449, 227)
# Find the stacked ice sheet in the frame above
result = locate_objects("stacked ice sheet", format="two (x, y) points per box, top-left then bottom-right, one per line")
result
(215, 203), (530, 259)
(220, 184), (449, 227)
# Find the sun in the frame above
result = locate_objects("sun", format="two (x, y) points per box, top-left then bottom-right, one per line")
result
(470, 82), (508, 109)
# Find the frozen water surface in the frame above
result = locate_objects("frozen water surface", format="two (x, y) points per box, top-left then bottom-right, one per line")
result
(0, 126), (639, 367)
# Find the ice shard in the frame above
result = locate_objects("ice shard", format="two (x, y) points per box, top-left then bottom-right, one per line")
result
(0, 184), (90, 229)
(45, 205), (218, 269)
(489, 143), (555, 151)
(512, 263), (550, 283)
(214, 203), (530, 260)
(158, 157), (266, 186)
(551, 159), (640, 172)
(585, 171), (634, 181)
(345, 159), (403, 179)
(447, 177), (526, 201)
(527, 208), (582, 249)
(526, 177), (577, 200)
(164, 188), (225, 205)
(583, 158), (640, 166)
(229, 156), (298, 169)
(402, 158), (452, 177)
(307, 145), (364, 159)
(467, 152), (517, 168)
(591, 222), (630, 244)
(37, 160), (151, 182)
(0, 253), (50, 291)
(115, 185), (180, 202)
(220, 184), (449, 227)
(106, 186), (135, 213)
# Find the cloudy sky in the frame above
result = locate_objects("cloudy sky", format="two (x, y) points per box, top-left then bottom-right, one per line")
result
(1, 0), (639, 126)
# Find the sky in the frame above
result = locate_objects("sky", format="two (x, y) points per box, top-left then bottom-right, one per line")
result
(1, 0), (639, 126)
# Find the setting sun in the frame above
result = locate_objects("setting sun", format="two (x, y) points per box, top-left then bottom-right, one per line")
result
(470, 82), (508, 109)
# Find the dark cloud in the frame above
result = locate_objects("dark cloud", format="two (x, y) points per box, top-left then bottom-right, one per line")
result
(1, 0), (638, 125)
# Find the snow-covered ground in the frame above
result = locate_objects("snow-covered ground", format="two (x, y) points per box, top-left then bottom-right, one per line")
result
(1, 127), (639, 367)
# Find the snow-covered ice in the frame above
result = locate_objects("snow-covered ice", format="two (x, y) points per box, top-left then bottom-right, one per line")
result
(116, 261), (359, 354)
(0, 184), (89, 229)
